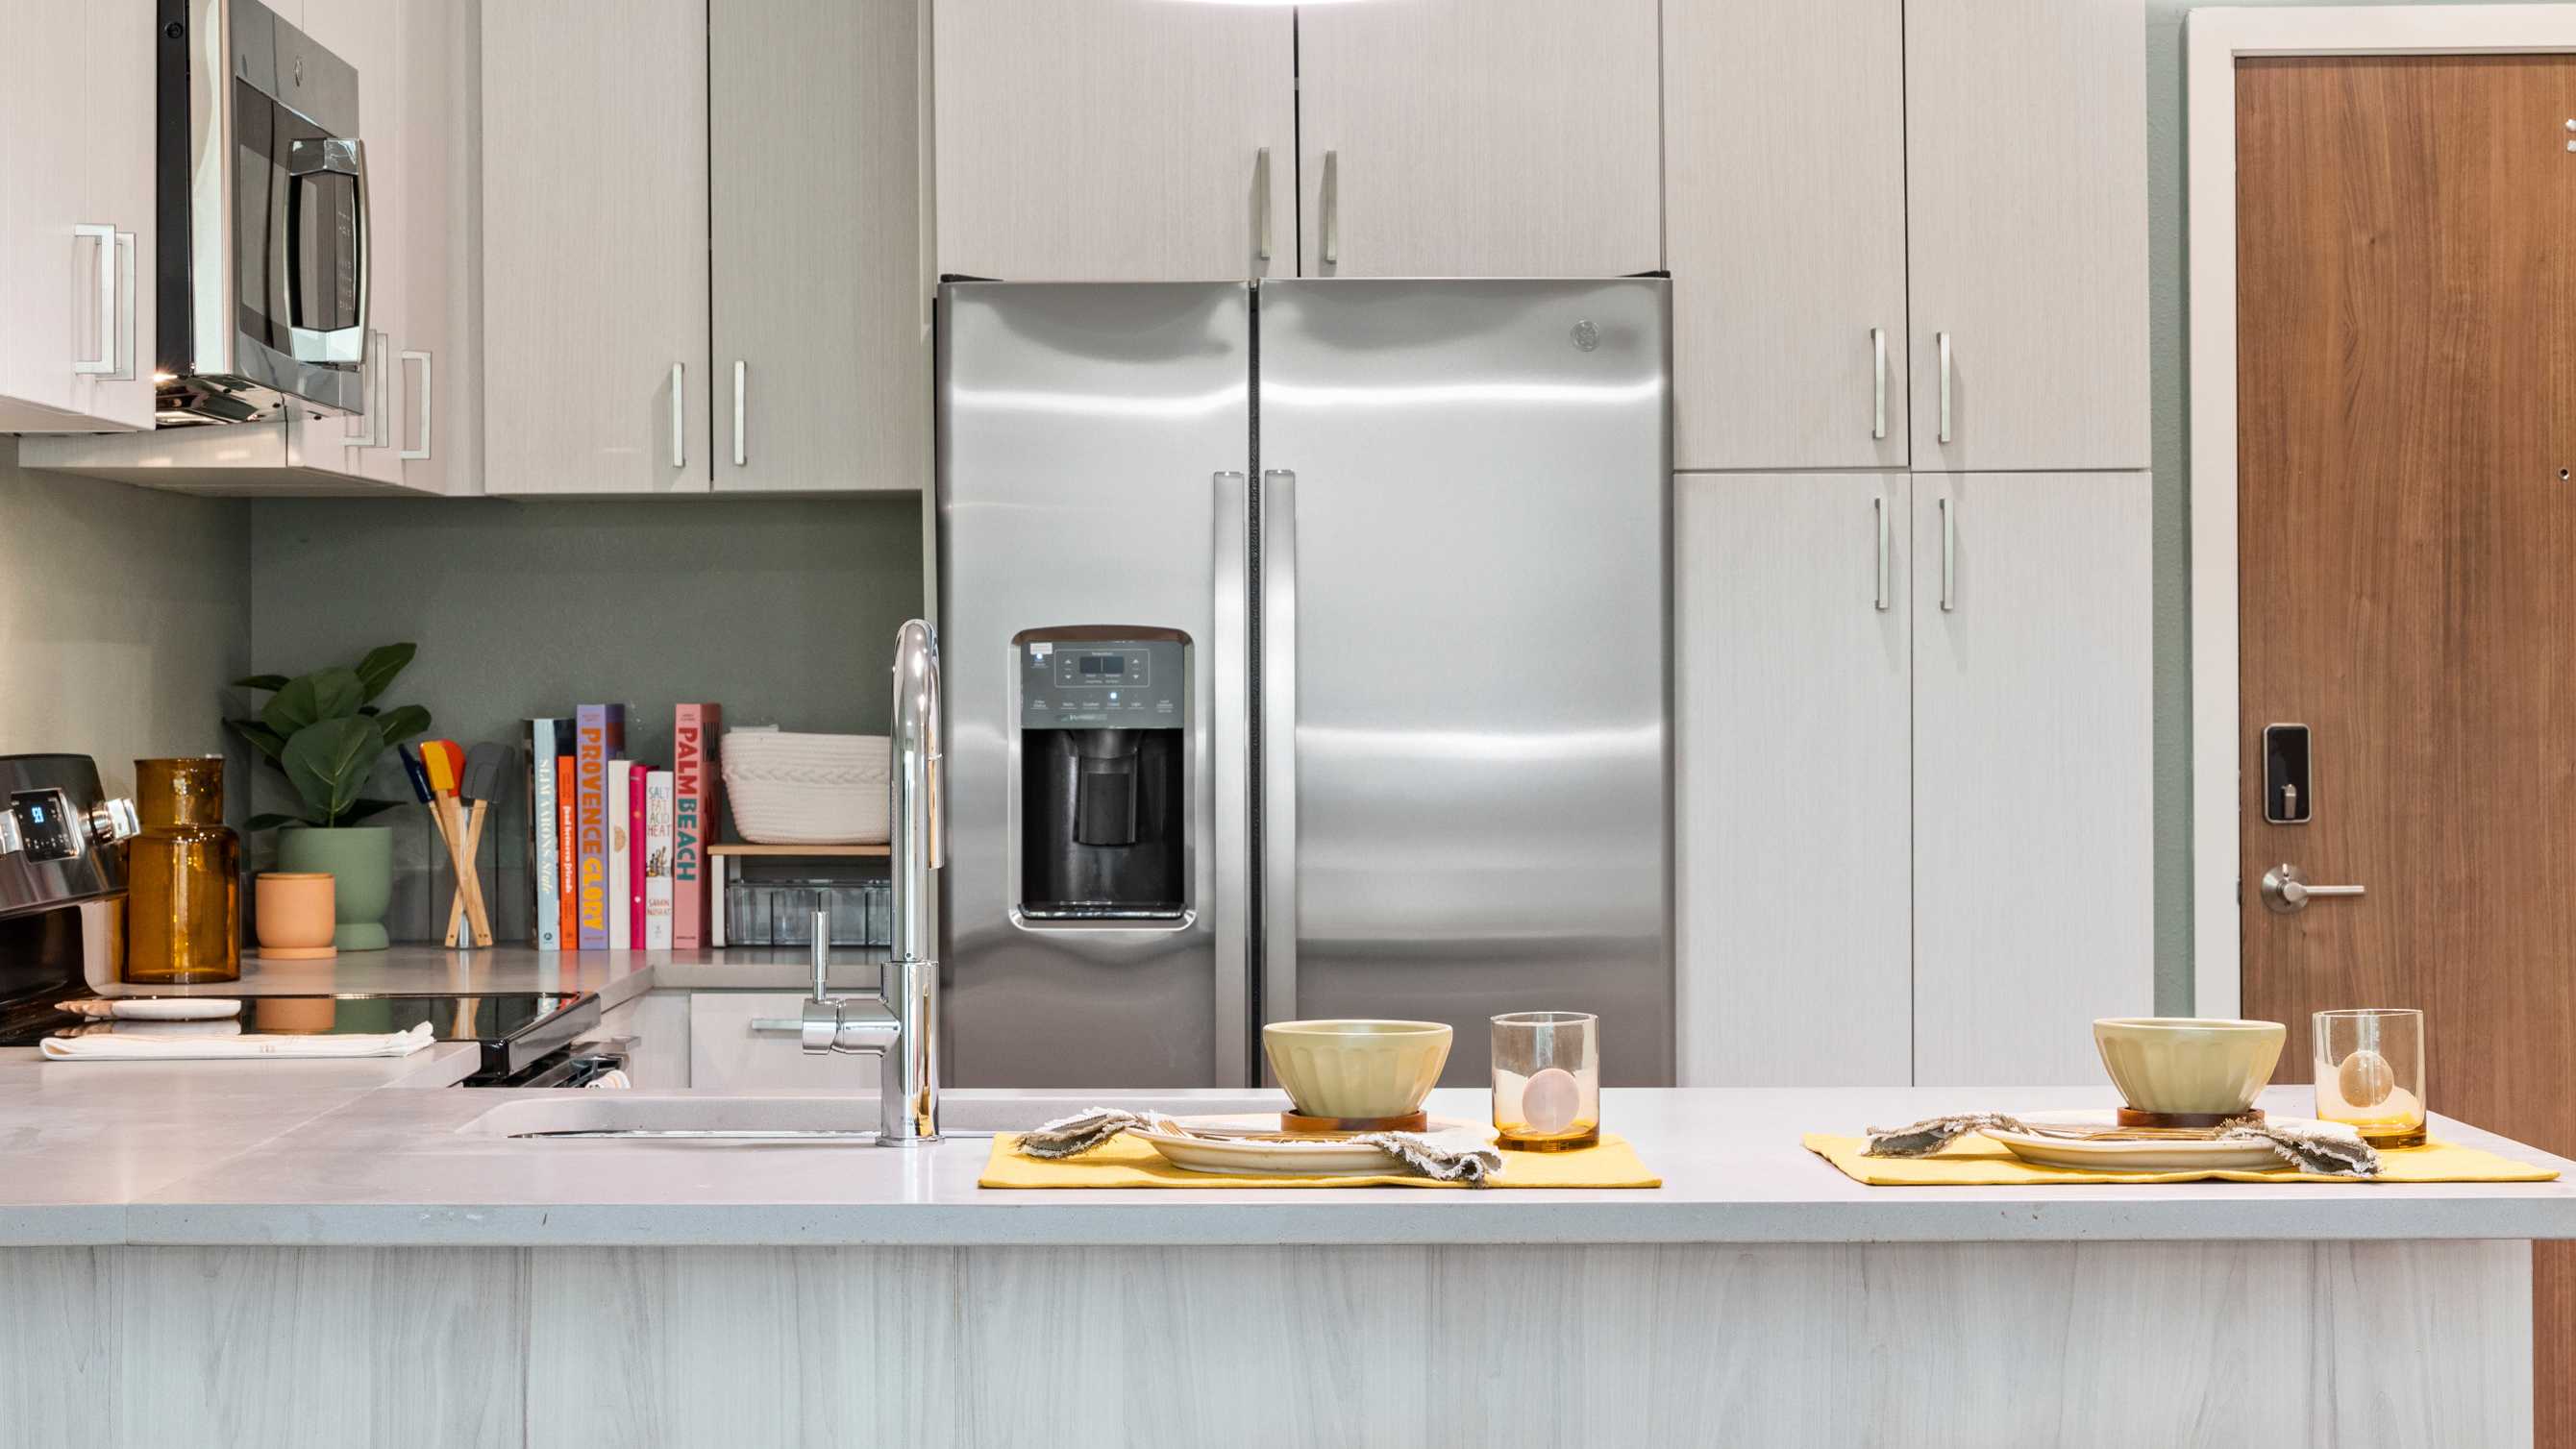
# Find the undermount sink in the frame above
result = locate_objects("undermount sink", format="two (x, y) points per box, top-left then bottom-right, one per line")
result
(458, 1090), (1292, 1142)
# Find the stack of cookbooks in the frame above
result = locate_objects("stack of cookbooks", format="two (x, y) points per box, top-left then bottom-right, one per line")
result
(524, 704), (723, 951)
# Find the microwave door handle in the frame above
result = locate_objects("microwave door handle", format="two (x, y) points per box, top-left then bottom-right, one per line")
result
(282, 137), (367, 367)
(1259, 469), (1299, 1033)
(349, 137), (370, 352)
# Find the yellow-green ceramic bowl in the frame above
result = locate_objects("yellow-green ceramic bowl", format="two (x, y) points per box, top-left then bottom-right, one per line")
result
(1261, 1019), (1452, 1119)
(2093, 1017), (2287, 1115)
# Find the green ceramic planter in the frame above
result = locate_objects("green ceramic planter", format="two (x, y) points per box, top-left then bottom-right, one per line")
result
(274, 825), (393, 951)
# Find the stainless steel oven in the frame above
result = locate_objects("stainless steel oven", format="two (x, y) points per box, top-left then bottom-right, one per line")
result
(156, 0), (368, 425)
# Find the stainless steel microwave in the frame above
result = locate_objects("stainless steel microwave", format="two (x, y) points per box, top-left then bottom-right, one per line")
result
(156, 0), (368, 424)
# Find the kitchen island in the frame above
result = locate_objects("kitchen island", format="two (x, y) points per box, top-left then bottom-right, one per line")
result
(1, 993), (2565, 1449)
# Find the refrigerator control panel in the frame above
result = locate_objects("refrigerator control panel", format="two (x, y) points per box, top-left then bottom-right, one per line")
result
(1020, 638), (1187, 728)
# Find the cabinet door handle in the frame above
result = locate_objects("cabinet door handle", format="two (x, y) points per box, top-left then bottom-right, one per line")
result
(1254, 148), (1273, 263)
(346, 331), (391, 448)
(1870, 327), (1887, 441)
(376, 332), (394, 448)
(670, 362), (686, 470)
(1873, 495), (1891, 611)
(1939, 495), (1956, 612)
(111, 232), (136, 381)
(73, 225), (115, 376)
(398, 350), (432, 460)
(1320, 150), (1340, 266)
(732, 359), (748, 467)
(343, 332), (373, 445)
(1937, 332), (1953, 445)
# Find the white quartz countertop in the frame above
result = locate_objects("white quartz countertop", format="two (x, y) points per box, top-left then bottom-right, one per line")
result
(6, 1021), (2575, 1246)
(14, 950), (2574, 1247)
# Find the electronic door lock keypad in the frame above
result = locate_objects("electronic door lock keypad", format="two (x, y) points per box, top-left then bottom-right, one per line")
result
(2262, 724), (2313, 825)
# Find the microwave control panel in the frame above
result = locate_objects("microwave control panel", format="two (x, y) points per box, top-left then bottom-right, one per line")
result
(1020, 638), (1186, 728)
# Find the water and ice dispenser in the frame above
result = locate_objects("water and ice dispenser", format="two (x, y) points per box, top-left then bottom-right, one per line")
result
(1014, 631), (1187, 921)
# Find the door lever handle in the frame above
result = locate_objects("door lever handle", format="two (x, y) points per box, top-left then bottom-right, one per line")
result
(2260, 863), (2365, 914)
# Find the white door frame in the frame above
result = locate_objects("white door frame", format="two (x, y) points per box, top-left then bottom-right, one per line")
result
(2188, 6), (2576, 1018)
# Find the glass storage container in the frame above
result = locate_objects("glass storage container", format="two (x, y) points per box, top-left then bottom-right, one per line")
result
(123, 756), (239, 983)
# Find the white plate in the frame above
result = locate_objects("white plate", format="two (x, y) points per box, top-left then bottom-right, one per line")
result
(1126, 1115), (1484, 1177)
(1980, 1110), (2310, 1172)
(60, 997), (242, 1021)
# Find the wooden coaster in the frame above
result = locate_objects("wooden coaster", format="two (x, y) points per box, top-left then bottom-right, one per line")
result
(255, 946), (337, 961)
(2115, 1106), (2263, 1129)
(1280, 1109), (1428, 1135)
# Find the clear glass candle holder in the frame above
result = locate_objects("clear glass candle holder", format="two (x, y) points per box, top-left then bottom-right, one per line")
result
(2313, 1008), (2427, 1148)
(1492, 1011), (1600, 1151)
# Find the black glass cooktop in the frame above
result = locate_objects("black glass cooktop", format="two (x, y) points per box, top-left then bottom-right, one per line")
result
(211, 993), (590, 1041)
(0, 992), (600, 1077)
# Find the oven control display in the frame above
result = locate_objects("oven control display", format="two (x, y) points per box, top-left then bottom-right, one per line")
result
(8, 791), (80, 862)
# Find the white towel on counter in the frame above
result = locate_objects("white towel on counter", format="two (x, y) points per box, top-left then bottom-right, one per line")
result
(60, 1019), (243, 1041)
(38, 1021), (435, 1062)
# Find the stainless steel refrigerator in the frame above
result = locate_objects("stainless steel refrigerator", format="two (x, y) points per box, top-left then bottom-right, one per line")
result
(936, 279), (1671, 1090)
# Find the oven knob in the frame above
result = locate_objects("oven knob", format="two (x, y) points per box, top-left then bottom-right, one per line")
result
(86, 798), (140, 848)
(0, 811), (19, 858)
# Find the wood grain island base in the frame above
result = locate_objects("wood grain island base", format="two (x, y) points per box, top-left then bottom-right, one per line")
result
(0, 1239), (2529, 1448)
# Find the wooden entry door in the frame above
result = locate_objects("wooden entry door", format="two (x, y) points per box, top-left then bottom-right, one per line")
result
(2235, 53), (2576, 1443)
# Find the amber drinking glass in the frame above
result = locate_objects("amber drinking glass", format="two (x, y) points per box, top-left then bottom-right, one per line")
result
(2313, 1008), (2427, 1148)
(123, 756), (240, 984)
(1492, 1011), (1600, 1151)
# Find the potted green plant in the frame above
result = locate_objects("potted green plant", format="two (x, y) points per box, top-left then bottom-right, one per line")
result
(228, 644), (431, 951)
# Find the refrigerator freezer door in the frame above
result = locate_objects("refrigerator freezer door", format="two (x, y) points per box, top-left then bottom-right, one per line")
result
(937, 282), (1254, 1086)
(1256, 279), (1674, 1087)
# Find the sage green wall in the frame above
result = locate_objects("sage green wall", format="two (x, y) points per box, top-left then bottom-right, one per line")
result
(0, 442), (251, 797)
(248, 497), (924, 941)
(2145, 0), (2501, 1011)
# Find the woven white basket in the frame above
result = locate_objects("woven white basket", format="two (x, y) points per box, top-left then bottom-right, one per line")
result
(720, 730), (892, 845)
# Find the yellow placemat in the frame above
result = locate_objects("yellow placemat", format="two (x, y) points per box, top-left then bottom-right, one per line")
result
(979, 1132), (1660, 1190)
(1804, 1132), (2559, 1187)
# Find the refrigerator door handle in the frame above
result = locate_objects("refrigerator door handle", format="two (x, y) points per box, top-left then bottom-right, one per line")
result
(1211, 470), (1252, 1086)
(1259, 468), (1300, 1032)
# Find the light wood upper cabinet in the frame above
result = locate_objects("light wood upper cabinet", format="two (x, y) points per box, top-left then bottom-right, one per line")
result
(389, 0), (481, 496)
(1298, 0), (1662, 278)
(932, 0), (1292, 282)
(483, 0), (710, 495)
(1911, 472), (2153, 1086)
(76, 0), (157, 432)
(1677, 473), (1913, 1086)
(1664, 0), (1907, 471)
(0, 0), (154, 433)
(713, 0), (928, 493)
(1904, 0), (2148, 471)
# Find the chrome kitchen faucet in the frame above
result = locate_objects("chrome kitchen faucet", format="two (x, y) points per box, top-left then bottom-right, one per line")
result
(798, 619), (944, 1144)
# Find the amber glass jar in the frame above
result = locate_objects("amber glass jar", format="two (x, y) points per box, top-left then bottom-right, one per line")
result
(124, 756), (240, 983)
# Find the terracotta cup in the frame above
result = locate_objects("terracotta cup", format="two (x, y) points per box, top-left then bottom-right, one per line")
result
(253, 872), (337, 961)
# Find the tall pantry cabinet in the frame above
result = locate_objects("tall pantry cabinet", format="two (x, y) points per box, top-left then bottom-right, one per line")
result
(1671, 0), (2154, 1087)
